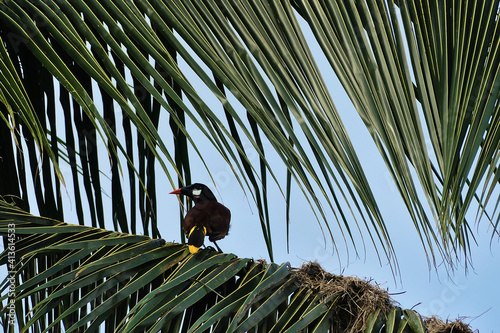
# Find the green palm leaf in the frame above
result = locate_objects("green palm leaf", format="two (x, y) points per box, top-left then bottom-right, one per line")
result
(0, 0), (396, 263)
(0, 0), (497, 330)
(1, 0), (497, 267)
(1, 200), (464, 332)
(290, 0), (500, 263)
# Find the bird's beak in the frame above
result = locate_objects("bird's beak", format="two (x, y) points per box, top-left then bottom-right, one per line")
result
(169, 188), (182, 195)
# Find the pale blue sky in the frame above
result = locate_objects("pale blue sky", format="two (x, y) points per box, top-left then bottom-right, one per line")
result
(5, 8), (498, 332)
(156, 21), (500, 332)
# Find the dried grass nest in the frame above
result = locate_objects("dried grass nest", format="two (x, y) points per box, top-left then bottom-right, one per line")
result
(292, 262), (474, 333)
(292, 261), (393, 332)
(424, 316), (474, 333)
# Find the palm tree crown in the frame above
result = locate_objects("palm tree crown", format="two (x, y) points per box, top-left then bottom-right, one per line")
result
(1, 0), (496, 331)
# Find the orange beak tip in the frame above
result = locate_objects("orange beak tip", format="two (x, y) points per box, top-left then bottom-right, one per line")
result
(169, 189), (181, 195)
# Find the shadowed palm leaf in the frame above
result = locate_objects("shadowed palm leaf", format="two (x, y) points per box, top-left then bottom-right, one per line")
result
(0, 199), (445, 332)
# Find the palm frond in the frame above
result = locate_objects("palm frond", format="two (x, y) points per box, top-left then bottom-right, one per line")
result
(0, 200), (467, 332)
(1, 0), (500, 269)
(291, 0), (500, 265)
(0, 0), (398, 264)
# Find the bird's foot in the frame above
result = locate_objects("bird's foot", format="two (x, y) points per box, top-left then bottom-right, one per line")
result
(213, 241), (223, 253)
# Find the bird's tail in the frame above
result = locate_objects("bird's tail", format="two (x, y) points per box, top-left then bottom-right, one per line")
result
(187, 225), (206, 254)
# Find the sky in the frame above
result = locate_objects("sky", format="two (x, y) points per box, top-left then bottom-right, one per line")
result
(161, 97), (500, 332)
(159, 88), (500, 332)
(4, 6), (499, 333)
(152, 19), (500, 332)
(56, 81), (499, 333)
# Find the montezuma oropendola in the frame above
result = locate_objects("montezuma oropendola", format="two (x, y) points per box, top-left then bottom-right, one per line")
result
(170, 183), (231, 254)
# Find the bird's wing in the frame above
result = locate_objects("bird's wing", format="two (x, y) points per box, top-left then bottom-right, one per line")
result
(208, 204), (230, 242)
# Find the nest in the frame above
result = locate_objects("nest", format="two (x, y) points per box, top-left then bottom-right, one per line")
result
(293, 262), (393, 333)
(424, 316), (474, 333)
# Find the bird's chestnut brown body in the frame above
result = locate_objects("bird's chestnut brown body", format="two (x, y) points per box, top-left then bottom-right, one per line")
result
(182, 201), (231, 243)
(170, 183), (230, 253)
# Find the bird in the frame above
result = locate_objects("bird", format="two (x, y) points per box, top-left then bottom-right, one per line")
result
(170, 183), (231, 254)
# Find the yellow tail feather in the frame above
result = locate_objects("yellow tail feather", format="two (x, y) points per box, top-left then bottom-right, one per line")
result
(188, 245), (200, 254)
(187, 226), (206, 254)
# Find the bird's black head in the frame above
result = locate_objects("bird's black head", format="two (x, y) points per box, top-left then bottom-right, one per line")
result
(169, 183), (218, 204)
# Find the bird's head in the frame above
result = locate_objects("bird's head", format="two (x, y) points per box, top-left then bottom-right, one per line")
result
(169, 183), (217, 204)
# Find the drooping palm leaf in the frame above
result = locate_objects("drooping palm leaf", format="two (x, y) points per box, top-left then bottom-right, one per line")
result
(0, 199), (457, 332)
(1, 0), (499, 273)
(291, 0), (500, 265)
(0, 0), (397, 264)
